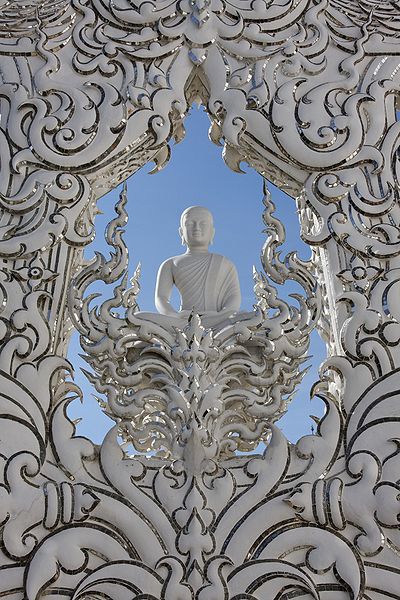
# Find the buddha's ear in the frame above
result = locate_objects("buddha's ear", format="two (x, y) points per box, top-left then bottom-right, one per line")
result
(178, 226), (186, 246)
(210, 226), (215, 245)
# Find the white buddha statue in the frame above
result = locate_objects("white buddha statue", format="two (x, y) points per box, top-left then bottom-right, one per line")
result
(155, 206), (241, 318)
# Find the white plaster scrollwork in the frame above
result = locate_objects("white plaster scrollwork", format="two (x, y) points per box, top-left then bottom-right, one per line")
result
(0, 0), (400, 598)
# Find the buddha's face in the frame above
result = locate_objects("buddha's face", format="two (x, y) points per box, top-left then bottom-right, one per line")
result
(180, 207), (214, 249)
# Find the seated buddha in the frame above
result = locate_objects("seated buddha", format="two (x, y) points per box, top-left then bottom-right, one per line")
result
(132, 206), (252, 332)
(155, 205), (241, 318)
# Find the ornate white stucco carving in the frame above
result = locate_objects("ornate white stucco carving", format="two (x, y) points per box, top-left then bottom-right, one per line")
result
(0, 0), (400, 598)
(69, 184), (317, 462)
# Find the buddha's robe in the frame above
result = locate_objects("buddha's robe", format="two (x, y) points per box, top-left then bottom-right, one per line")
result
(173, 253), (240, 313)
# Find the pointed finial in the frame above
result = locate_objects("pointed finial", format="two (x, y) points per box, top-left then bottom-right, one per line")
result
(120, 180), (128, 205)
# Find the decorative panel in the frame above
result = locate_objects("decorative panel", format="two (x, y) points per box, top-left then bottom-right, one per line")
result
(0, 1), (399, 598)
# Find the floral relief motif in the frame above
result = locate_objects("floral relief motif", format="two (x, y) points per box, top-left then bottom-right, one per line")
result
(338, 255), (383, 293)
(12, 254), (58, 291)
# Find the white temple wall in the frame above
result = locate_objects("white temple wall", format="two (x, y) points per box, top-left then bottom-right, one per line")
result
(0, 1), (399, 598)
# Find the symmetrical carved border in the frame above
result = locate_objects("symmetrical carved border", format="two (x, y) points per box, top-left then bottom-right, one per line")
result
(0, 0), (400, 598)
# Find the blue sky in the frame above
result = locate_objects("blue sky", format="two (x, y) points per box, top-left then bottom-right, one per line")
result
(68, 105), (325, 445)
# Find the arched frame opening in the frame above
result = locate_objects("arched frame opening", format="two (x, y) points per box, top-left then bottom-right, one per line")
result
(67, 104), (327, 445)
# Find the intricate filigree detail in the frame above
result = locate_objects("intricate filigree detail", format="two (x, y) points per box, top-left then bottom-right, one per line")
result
(0, 0), (400, 598)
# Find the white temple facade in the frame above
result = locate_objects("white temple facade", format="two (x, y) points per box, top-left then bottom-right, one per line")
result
(0, 1), (400, 598)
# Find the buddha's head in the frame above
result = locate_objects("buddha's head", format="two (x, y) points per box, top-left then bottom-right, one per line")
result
(179, 206), (215, 250)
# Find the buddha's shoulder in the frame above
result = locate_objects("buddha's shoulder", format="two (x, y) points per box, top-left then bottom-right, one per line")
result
(159, 253), (193, 270)
(160, 253), (234, 268)
(210, 253), (236, 268)
(173, 253), (212, 265)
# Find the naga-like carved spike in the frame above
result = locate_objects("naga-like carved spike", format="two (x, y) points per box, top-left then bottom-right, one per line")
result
(68, 183), (140, 339)
(260, 180), (322, 338)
